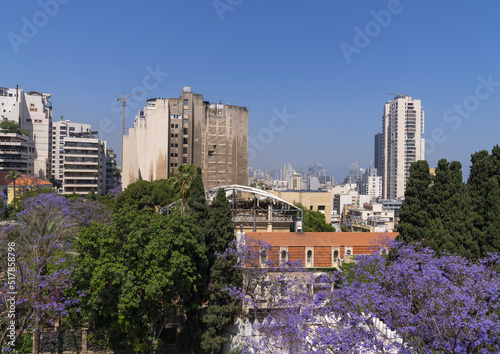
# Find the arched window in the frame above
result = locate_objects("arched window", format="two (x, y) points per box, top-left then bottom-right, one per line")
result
(260, 247), (268, 267)
(281, 250), (287, 262)
(305, 247), (314, 267)
(346, 249), (352, 255)
(333, 250), (339, 261)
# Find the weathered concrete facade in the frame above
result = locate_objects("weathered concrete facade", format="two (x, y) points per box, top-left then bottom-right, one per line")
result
(123, 87), (248, 189)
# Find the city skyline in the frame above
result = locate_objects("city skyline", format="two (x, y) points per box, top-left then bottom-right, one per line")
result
(3, 1), (500, 180)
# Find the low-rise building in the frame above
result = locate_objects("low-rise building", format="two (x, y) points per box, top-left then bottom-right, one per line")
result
(7, 174), (52, 204)
(270, 190), (333, 222)
(245, 231), (398, 268)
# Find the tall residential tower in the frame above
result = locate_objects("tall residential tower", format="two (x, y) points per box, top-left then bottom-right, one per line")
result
(381, 95), (425, 199)
(0, 87), (52, 178)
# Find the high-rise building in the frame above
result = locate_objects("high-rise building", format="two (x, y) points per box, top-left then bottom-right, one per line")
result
(52, 120), (107, 195)
(122, 87), (248, 189)
(0, 86), (52, 178)
(288, 171), (303, 190)
(381, 95), (425, 199)
(358, 167), (382, 200)
(374, 132), (383, 176)
(104, 146), (120, 193)
(280, 164), (293, 182)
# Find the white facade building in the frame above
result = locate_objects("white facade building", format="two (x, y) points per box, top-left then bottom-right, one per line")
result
(0, 87), (52, 178)
(382, 95), (425, 199)
(359, 167), (382, 201)
(52, 120), (106, 195)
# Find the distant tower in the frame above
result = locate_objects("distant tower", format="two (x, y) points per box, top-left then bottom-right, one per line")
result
(374, 132), (383, 177)
(382, 95), (425, 199)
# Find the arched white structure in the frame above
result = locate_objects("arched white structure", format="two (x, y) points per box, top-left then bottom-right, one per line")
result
(205, 185), (303, 232)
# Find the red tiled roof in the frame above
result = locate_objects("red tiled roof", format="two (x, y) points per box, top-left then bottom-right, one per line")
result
(246, 232), (399, 247)
(7, 174), (52, 186)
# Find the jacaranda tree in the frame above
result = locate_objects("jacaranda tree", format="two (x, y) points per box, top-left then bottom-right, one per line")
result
(228, 237), (500, 354)
(0, 194), (83, 351)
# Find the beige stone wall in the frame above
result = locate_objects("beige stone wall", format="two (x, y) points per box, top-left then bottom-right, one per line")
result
(123, 99), (169, 187)
(270, 190), (333, 221)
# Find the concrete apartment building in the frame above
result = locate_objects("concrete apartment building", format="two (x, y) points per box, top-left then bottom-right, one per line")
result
(0, 133), (35, 174)
(0, 87), (52, 178)
(381, 95), (425, 199)
(52, 120), (106, 195)
(123, 87), (248, 189)
(358, 167), (382, 201)
(105, 146), (120, 192)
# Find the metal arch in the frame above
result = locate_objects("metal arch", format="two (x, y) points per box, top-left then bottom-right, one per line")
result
(205, 184), (302, 212)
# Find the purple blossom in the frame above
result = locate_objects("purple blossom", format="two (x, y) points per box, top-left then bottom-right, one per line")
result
(227, 237), (500, 353)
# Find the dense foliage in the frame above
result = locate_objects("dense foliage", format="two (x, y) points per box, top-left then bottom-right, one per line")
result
(76, 209), (206, 351)
(398, 147), (500, 258)
(0, 194), (89, 350)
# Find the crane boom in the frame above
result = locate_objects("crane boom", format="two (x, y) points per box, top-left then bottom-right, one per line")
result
(116, 90), (147, 169)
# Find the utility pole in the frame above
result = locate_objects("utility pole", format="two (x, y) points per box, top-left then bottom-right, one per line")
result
(116, 91), (146, 169)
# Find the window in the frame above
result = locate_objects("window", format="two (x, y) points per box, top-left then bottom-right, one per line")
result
(183, 99), (188, 107)
(183, 128), (188, 135)
(280, 247), (288, 265)
(183, 138), (188, 144)
(182, 157), (187, 164)
(183, 147), (188, 154)
(260, 247), (268, 267)
(183, 109), (188, 116)
(305, 247), (314, 268)
(183, 119), (188, 127)
(333, 250), (339, 261)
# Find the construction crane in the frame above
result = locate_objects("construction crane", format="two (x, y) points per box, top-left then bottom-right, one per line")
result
(116, 90), (147, 169)
(387, 92), (408, 97)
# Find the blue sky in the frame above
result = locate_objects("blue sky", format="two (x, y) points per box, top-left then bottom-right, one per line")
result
(2, 0), (500, 181)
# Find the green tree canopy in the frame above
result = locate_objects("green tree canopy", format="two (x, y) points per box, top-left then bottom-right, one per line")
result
(76, 209), (207, 351)
(201, 188), (241, 353)
(0, 120), (29, 136)
(397, 160), (432, 244)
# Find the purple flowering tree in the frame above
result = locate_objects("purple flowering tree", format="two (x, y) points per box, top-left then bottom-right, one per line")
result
(230, 236), (500, 353)
(0, 194), (82, 351)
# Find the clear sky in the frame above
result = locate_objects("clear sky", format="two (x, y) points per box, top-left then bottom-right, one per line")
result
(2, 0), (500, 181)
